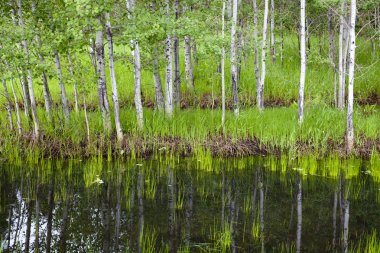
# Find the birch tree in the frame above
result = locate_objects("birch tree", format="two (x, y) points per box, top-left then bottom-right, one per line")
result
(221, 0), (226, 126)
(298, 0), (306, 124)
(173, 0), (181, 106)
(253, 0), (260, 109)
(347, 0), (357, 153)
(152, 49), (165, 110)
(105, 13), (123, 142)
(184, 36), (194, 91)
(53, 51), (70, 120)
(127, 0), (144, 129)
(257, 0), (269, 112)
(2, 79), (13, 131)
(270, 0), (276, 63)
(17, 0), (39, 139)
(338, 0), (348, 109)
(95, 17), (112, 133)
(231, 0), (239, 116)
(165, 0), (174, 118)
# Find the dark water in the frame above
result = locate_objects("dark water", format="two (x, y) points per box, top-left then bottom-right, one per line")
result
(0, 157), (379, 252)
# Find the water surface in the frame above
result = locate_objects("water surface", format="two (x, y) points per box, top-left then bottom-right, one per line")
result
(0, 157), (379, 252)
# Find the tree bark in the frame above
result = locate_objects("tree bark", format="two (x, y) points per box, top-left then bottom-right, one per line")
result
(2, 79), (14, 131)
(270, 0), (276, 63)
(152, 49), (165, 110)
(83, 95), (90, 143)
(53, 51), (70, 120)
(10, 78), (22, 134)
(95, 18), (112, 133)
(258, 0), (269, 112)
(127, 0), (144, 129)
(221, 0), (226, 126)
(347, 0), (357, 153)
(89, 38), (98, 74)
(231, 0), (239, 116)
(67, 53), (79, 113)
(298, 0), (306, 124)
(173, 0), (181, 106)
(165, 0), (174, 118)
(105, 13), (123, 142)
(338, 0), (347, 109)
(253, 0), (260, 108)
(328, 8), (335, 66)
(17, 0), (39, 139)
(184, 36), (194, 90)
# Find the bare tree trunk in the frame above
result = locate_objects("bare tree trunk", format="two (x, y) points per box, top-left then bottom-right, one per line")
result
(152, 49), (165, 110)
(67, 53), (79, 113)
(173, 0), (181, 106)
(338, 0), (347, 109)
(2, 79), (14, 131)
(221, 0), (226, 126)
(347, 0), (357, 153)
(31, 0), (53, 118)
(184, 36), (194, 91)
(127, 0), (144, 129)
(95, 18), (112, 133)
(20, 74), (31, 118)
(258, 0), (269, 112)
(253, 0), (260, 107)
(90, 38), (98, 74)
(105, 13), (123, 142)
(17, 0), (39, 139)
(53, 51), (70, 120)
(165, 0), (174, 118)
(270, 0), (276, 63)
(231, 0), (239, 116)
(10, 78), (22, 134)
(328, 8), (335, 65)
(298, 0), (307, 124)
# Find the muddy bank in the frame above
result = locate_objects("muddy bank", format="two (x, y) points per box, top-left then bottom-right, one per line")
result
(4, 133), (379, 160)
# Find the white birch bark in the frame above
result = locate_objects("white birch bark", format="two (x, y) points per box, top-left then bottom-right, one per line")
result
(328, 8), (335, 66)
(152, 49), (165, 110)
(270, 0), (276, 63)
(298, 0), (306, 124)
(53, 51), (70, 120)
(10, 78), (22, 135)
(67, 53), (79, 113)
(347, 0), (357, 153)
(258, 0), (269, 112)
(126, 0), (144, 129)
(17, 0), (39, 139)
(105, 13), (123, 142)
(95, 19), (112, 133)
(184, 36), (194, 90)
(2, 79), (14, 131)
(83, 95), (90, 143)
(173, 0), (181, 106)
(253, 0), (260, 107)
(338, 0), (347, 109)
(165, 0), (174, 118)
(231, 0), (239, 116)
(221, 0), (226, 126)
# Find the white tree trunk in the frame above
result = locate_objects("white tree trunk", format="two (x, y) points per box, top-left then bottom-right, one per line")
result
(253, 0), (260, 107)
(127, 0), (144, 129)
(338, 0), (347, 109)
(165, 0), (174, 118)
(347, 0), (357, 153)
(95, 20), (112, 133)
(258, 0), (269, 112)
(105, 13), (123, 142)
(173, 0), (181, 106)
(10, 78), (22, 135)
(221, 0), (226, 126)
(17, 0), (39, 139)
(270, 0), (276, 63)
(231, 0), (239, 116)
(83, 95), (90, 143)
(184, 36), (194, 90)
(298, 0), (307, 124)
(152, 49), (165, 111)
(53, 51), (70, 120)
(328, 8), (335, 66)
(67, 53), (79, 113)
(2, 79), (14, 131)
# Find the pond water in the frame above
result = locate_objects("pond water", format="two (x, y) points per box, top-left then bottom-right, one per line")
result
(0, 157), (379, 252)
